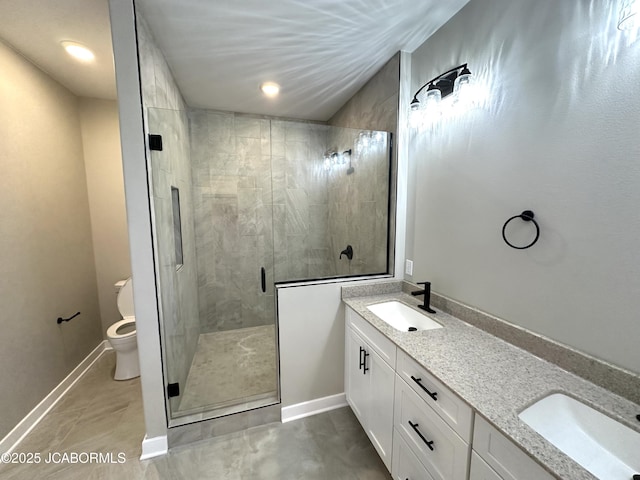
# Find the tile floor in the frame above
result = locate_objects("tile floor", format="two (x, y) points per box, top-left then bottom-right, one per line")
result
(177, 325), (277, 414)
(0, 350), (390, 479)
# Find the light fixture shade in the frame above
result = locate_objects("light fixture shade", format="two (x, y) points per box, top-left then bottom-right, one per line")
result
(618, 0), (640, 30)
(454, 67), (472, 94)
(424, 86), (442, 109)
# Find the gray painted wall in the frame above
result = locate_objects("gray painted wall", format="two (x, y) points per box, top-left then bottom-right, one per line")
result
(406, 0), (640, 374)
(0, 39), (103, 438)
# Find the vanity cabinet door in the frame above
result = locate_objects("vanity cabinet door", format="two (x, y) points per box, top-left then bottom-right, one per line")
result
(345, 319), (396, 472)
(366, 345), (395, 470)
(346, 327), (368, 424)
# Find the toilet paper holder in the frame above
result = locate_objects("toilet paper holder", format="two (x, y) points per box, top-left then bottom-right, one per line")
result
(57, 311), (81, 324)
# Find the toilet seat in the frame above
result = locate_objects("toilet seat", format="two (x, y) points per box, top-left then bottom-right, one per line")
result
(107, 318), (136, 340)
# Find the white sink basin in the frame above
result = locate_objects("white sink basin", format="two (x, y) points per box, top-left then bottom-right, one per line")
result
(518, 393), (640, 479)
(366, 301), (442, 332)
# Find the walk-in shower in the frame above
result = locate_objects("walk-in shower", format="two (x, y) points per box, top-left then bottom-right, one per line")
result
(138, 11), (394, 426)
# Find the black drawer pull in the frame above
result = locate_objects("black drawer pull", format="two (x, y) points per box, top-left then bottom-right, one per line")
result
(408, 420), (435, 451)
(359, 346), (364, 370)
(410, 375), (438, 401)
(260, 267), (266, 293)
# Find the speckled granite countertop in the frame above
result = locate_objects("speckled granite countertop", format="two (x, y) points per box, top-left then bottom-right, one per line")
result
(342, 287), (640, 480)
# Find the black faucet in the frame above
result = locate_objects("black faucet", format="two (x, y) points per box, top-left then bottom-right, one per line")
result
(411, 281), (436, 314)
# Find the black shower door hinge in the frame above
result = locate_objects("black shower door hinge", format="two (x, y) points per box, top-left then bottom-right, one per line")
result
(149, 134), (163, 151)
(167, 382), (180, 398)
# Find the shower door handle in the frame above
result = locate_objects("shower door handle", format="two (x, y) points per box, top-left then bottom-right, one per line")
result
(261, 267), (266, 293)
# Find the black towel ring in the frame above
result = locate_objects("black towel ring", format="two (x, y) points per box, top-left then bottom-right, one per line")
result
(502, 210), (540, 250)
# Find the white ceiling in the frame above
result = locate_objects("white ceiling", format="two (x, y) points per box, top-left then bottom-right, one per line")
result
(0, 0), (116, 100)
(0, 0), (470, 120)
(137, 0), (470, 121)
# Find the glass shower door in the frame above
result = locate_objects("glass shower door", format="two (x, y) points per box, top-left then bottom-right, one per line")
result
(147, 108), (279, 424)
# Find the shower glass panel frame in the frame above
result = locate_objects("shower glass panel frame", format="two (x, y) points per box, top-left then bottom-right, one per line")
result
(147, 108), (280, 427)
(147, 109), (393, 428)
(271, 120), (393, 285)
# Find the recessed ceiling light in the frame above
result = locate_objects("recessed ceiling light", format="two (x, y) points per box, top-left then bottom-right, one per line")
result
(61, 41), (95, 62)
(260, 82), (280, 97)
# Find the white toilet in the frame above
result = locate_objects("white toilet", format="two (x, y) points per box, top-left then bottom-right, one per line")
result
(107, 277), (140, 380)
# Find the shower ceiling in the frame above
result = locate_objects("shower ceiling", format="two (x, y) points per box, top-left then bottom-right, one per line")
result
(0, 0), (470, 120)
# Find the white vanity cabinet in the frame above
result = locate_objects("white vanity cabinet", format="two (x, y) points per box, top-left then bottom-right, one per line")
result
(345, 302), (561, 480)
(470, 416), (555, 480)
(345, 307), (396, 471)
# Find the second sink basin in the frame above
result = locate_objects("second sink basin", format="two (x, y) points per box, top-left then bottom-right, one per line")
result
(366, 301), (442, 332)
(518, 393), (640, 479)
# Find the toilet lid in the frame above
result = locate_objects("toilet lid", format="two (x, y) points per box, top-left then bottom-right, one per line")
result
(117, 277), (135, 318)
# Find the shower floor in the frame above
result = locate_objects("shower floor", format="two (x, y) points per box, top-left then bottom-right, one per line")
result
(177, 324), (277, 414)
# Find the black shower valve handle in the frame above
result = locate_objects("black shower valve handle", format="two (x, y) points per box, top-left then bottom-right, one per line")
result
(340, 245), (353, 260)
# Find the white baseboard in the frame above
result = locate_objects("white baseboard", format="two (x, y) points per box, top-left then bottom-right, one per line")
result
(140, 434), (168, 459)
(281, 393), (348, 423)
(0, 340), (110, 454)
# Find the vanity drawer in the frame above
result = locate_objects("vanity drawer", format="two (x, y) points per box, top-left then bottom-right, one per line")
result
(397, 350), (473, 442)
(392, 428), (436, 480)
(346, 307), (396, 368)
(472, 416), (554, 480)
(394, 377), (470, 480)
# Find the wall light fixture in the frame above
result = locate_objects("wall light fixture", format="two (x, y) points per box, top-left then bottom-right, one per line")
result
(409, 63), (473, 128)
(323, 149), (352, 172)
(618, 0), (640, 30)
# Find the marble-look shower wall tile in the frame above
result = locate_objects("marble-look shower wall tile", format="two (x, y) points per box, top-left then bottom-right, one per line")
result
(326, 125), (390, 276)
(209, 176), (237, 196)
(308, 204), (329, 249)
(238, 188), (259, 236)
(191, 111), (281, 333)
(284, 142), (308, 190)
(270, 156), (287, 205)
(285, 189), (309, 235)
(284, 234), (310, 280)
(235, 116), (262, 138)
